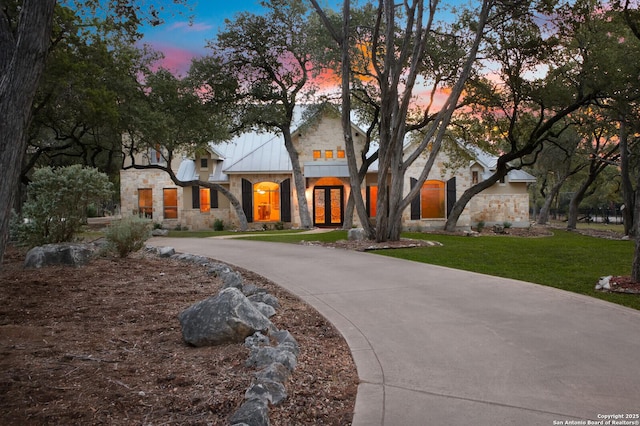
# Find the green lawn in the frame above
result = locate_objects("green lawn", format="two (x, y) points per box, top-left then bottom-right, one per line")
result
(245, 229), (639, 310)
(166, 229), (307, 238)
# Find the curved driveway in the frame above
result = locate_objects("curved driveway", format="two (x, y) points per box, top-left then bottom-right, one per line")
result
(151, 237), (640, 426)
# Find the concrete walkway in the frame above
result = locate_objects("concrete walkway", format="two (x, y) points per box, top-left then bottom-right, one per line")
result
(150, 237), (640, 426)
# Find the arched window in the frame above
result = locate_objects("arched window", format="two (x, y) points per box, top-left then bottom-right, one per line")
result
(254, 181), (280, 221)
(421, 180), (445, 219)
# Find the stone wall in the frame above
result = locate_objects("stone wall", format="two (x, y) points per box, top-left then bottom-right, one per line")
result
(469, 192), (531, 227)
(120, 169), (178, 224)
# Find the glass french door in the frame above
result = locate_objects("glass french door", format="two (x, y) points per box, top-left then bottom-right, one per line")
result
(314, 186), (343, 227)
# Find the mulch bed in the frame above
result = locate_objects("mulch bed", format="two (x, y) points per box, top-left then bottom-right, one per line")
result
(0, 246), (357, 425)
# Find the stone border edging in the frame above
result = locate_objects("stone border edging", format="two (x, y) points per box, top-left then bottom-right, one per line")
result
(148, 246), (299, 426)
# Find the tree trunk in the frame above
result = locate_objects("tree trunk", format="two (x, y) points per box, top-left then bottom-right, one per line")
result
(632, 236), (640, 282)
(632, 182), (640, 282)
(343, 191), (355, 229)
(567, 176), (596, 230)
(538, 177), (568, 225)
(619, 120), (635, 236)
(0, 0), (56, 267)
(282, 128), (312, 229)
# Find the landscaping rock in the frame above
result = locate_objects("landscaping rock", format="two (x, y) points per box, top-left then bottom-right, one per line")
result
(246, 346), (297, 371)
(253, 302), (276, 318)
(595, 275), (612, 290)
(151, 229), (169, 236)
(229, 399), (270, 426)
(158, 246), (175, 257)
(245, 379), (287, 405)
(348, 227), (366, 241)
(248, 292), (280, 309)
(178, 287), (274, 347)
(220, 270), (244, 290)
(254, 362), (292, 383)
(24, 243), (94, 269)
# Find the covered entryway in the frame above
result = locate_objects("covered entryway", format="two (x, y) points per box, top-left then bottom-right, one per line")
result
(313, 186), (343, 227)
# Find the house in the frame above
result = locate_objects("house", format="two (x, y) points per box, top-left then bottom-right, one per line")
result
(119, 108), (536, 231)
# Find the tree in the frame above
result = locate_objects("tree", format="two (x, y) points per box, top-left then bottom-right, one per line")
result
(24, 5), (157, 184)
(566, 119), (619, 230)
(0, 0), (56, 265)
(200, 0), (326, 229)
(13, 165), (114, 248)
(443, 0), (606, 231)
(120, 65), (251, 230)
(0, 0), (188, 266)
(312, 0), (494, 241)
(533, 129), (586, 225)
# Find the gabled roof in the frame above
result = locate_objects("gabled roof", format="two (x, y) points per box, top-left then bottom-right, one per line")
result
(202, 104), (363, 181)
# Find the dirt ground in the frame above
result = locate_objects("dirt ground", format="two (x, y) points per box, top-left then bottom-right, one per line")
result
(0, 245), (358, 425)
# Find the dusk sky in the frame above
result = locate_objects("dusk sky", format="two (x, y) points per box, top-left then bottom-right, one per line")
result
(140, 1), (269, 75)
(140, 1), (465, 76)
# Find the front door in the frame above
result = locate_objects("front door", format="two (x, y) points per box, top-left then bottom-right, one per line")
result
(314, 186), (343, 227)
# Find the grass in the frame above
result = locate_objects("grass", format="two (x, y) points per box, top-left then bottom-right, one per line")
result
(246, 229), (640, 310)
(165, 229), (308, 238)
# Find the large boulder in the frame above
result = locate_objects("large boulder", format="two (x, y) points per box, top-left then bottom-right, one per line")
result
(178, 287), (274, 347)
(24, 243), (94, 268)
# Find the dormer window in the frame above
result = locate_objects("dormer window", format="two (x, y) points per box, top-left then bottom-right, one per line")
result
(472, 171), (479, 185)
(200, 158), (208, 169)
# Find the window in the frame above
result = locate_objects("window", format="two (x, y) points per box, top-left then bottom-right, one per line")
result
(200, 158), (208, 169)
(200, 188), (211, 213)
(420, 180), (445, 219)
(163, 188), (178, 219)
(368, 186), (378, 217)
(337, 150), (345, 158)
(313, 150), (321, 159)
(472, 171), (479, 185)
(325, 150), (333, 159)
(138, 189), (152, 219)
(253, 181), (280, 221)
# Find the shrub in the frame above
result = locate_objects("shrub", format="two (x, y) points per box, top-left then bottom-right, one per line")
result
(213, 218), (224, 231)
(476, 220), (486, 232)
(503, 221), (512, 229)
(274, 221), (284, 230)
(13, 165), (113, 248)
(104, 216), (151, 257)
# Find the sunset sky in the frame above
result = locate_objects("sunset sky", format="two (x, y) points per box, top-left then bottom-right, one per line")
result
(140, 1), (466, 76)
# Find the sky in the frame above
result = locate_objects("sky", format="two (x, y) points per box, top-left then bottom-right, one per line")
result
(140, 1), (466, 76)
(140, 1), (269, 75)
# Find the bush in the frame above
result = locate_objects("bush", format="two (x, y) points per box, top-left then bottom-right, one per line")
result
(104, 216), (151, 258)
(274, 221), (285, 230)
(13, 165), (114, 248)
(476, 220), (486, 232)
(503, 221), (512, 229)
(213, 218), (224, 231)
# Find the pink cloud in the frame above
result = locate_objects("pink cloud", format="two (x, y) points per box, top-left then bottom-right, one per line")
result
(169, 21), (214, 32)
(149, 44), (202, 77)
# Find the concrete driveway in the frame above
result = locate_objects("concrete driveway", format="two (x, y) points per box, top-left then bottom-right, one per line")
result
(150, 237), (640, 426)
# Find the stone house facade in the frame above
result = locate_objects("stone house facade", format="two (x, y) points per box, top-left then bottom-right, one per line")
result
(120, 109), (535, 230)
